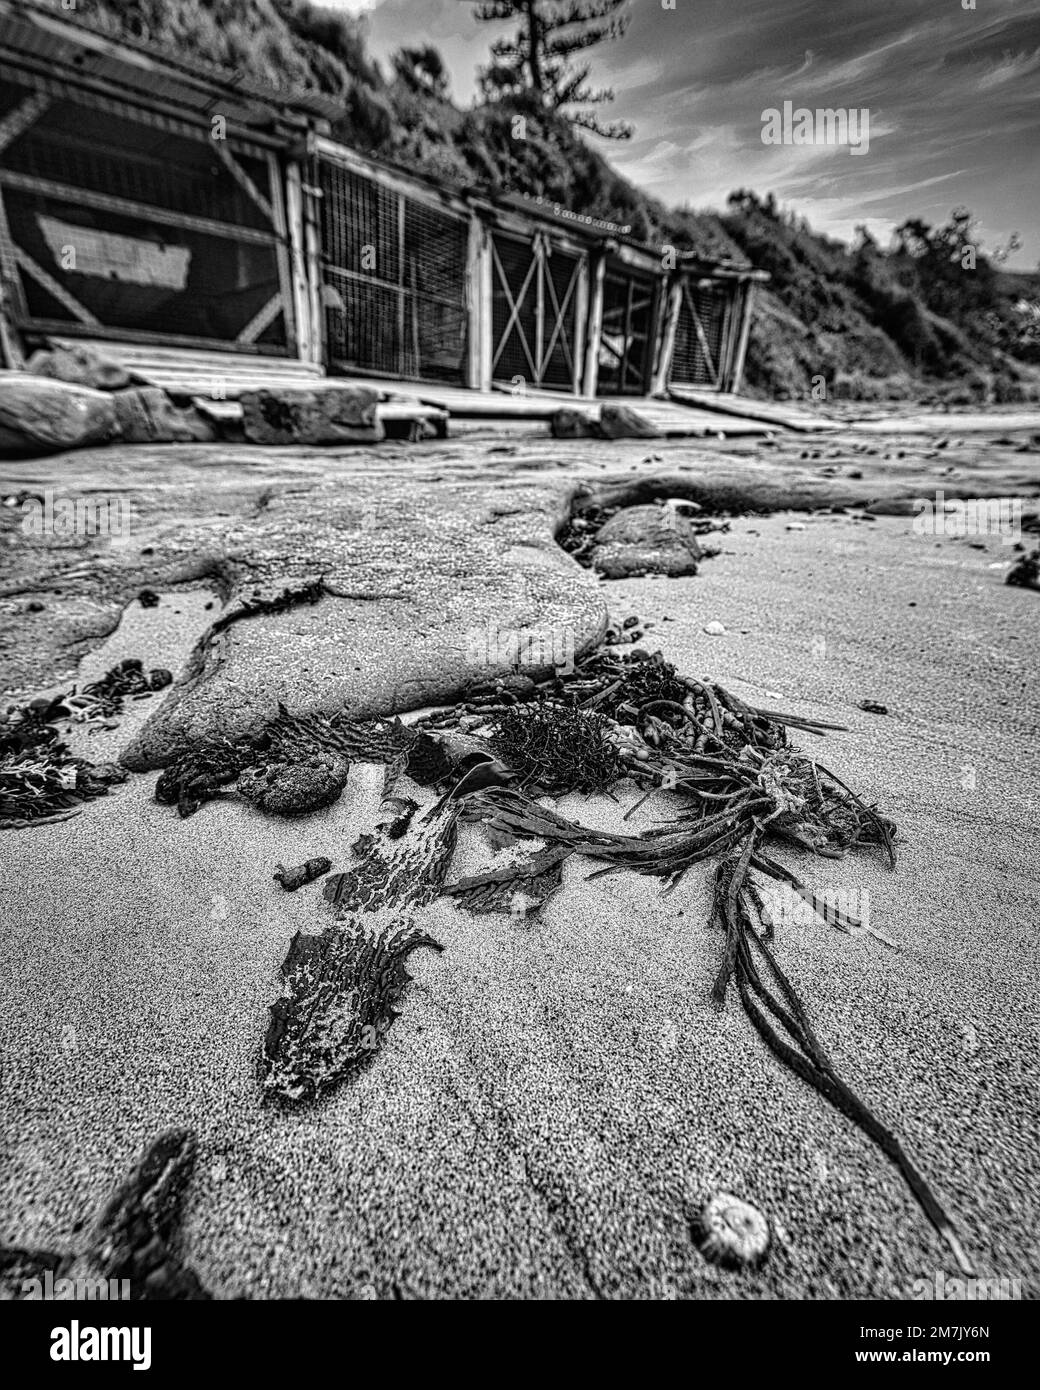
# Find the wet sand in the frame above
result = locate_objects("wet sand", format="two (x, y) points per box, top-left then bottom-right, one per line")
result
(1, 512), (1038, 1299)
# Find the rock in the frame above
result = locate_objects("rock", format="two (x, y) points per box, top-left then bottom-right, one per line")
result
(119, 477), (607, 770)
(703, 620), (727, 636)
(859, 699), (889, 714)
(274, 857), (333, 892)
(240, 385), (384, 446)
(550, 407), (599, 439)
(238, 749), (350, 816)
(588, 502), (703, 578)
(113, 387), (215, 444)
(26, 343), (132, 392)
(597, 403), (663, 440)
(786, 521), (807, 531)
(0, 375), (118, 456)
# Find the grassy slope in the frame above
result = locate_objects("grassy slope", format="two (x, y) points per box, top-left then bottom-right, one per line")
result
(84, 0), (1040, 401)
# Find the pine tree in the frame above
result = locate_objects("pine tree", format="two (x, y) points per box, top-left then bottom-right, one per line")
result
(472, 0), (632, 139)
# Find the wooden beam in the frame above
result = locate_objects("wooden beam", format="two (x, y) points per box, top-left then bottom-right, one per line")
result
(464, 211), (483, 389)
(0, 92), (50, 153)
(301, 170), (325, 370)
(582, 252), (606, 397)
(213, 141), (274, 223)
(284, 160), (314, 364)
(652, 279), (683, 395)
(14, 247), (99, 325)
(236, 291), (283, 345)
(729, 281), (756, 394)
(477, 222), (493, 392)
(265, 152), (297, 353)
(0, 170), (280, 246)
(572, 255), (588, 396)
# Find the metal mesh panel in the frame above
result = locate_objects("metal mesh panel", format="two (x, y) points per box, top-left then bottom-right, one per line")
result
(5, 189), (284, 343)
(320, 159), (468, 383)
(492, 233), (581, 390)
(542, 246), (580, 389)
(492, 234), (537, 383)
(597, 269), (654, 395)
(670, 281), (729, 388)
(2, 100), (273, 231)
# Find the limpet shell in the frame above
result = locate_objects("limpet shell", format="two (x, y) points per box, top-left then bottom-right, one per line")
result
(692, 1191), (770, 1269)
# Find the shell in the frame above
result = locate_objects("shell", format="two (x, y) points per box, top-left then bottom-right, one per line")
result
(692, 1192), (770, 1269)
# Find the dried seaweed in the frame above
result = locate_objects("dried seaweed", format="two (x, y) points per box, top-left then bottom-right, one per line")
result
(274, 857), (332, 892)
(263, 797), (460, 1101)
(491, 700), (623, 794)
(263, 922), (444, 1102)
(412, 646), (967, 1274)
(90, 1129), (211, 1299)
(0, 1130), (210, 1300)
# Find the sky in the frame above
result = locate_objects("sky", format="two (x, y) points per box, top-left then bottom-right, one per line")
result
(319, 0), (1040, 268)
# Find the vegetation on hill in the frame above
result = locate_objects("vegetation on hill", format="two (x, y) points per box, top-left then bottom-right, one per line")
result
(87, 0), (1040, 401)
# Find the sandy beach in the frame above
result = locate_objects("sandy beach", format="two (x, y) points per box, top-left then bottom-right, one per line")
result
(2, 502), (1037, 1299)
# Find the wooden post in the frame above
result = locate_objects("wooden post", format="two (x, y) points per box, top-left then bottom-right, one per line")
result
(475, 221), (494, 392)
(572, 254), (589, 395)
(534, 234), (545, 386)
(652, 278), (683, 395)
(582, 251), (606, 398)
(266, 152), (297, 355)
(728, 280), (756, 395)
(285, 161), (313, 365)
(302, 160), (325, 370)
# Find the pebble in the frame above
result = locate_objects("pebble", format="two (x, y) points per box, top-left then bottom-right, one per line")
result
(703, 621), (727, 636)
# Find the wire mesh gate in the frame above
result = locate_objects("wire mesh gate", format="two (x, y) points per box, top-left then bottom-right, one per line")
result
(491, 230), (583, 391)
(0, 78), (292, 351)
(669, 278), (731, 390)
(596, 267), (656, 395)
(319, 158), (469, 384)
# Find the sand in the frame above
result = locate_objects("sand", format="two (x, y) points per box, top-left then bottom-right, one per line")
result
(1, 510), (1038, 1300)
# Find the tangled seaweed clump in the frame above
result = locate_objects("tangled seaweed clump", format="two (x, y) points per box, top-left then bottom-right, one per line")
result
(138, 641), (972, 1275)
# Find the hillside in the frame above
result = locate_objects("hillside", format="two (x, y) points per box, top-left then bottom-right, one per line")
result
(86, 0), (1040, 402)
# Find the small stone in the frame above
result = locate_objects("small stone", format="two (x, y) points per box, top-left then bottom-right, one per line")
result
(703, 620), (727, 636)
(786, 521), (807, 531)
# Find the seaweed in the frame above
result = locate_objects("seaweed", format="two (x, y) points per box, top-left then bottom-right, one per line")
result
(274, 857), (333, 892)
(263, 923), (444, 1102)
(90, 1129), (211, 1300)
(262, 793), (462, 1101)
(490, 700), (623, 794)
(0, 1130), (210, 1301)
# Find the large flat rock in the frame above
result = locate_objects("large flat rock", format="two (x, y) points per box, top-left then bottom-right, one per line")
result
(120, 475), (605, 768)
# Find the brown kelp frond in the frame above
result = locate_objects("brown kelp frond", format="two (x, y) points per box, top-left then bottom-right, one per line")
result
(708, 835), (973, 1277)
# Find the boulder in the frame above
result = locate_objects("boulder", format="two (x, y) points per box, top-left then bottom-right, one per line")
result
(588, 502), (703, 578)
(240, 385), (384, 446)
(26, 343), (133, 392)
(113, 387), (215, 444)
(550, 407), (599, 439)
(597, 403), (663, 440)
(0, 374), (118, 456)
(549, 403), (663, 441)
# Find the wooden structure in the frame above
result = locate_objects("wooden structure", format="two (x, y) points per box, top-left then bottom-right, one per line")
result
(0, 1), (766, 401)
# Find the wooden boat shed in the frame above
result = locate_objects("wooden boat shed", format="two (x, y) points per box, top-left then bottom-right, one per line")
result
(0, 0), (765, 406)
